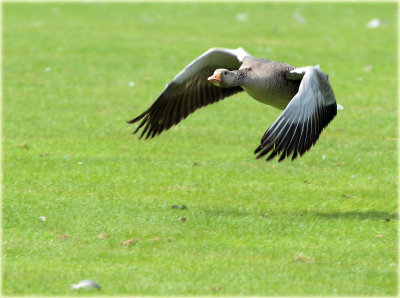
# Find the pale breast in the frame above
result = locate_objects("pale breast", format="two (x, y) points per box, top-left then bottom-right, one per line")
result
(240, 59), (301, 110)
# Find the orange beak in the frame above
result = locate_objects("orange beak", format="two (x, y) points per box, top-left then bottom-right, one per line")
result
(207, 72), (221, 85)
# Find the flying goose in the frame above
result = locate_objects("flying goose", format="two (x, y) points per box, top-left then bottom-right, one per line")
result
(128, 47), (342, 162)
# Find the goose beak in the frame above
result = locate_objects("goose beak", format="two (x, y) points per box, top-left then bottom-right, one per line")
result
(207, 72), (221, 86)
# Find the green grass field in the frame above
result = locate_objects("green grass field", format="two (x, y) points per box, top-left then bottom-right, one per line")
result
(2, 2), (398, 296)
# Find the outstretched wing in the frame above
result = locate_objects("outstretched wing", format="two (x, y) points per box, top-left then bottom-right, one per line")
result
(254, 66), (338, 162)
(128, 47), (251, 139)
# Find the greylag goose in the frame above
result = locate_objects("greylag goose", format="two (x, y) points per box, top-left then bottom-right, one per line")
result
(128, 47), (342, 162)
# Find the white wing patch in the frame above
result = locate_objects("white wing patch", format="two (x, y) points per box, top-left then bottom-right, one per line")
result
(228, 47), (251, 62)
(172, 47), (251, 84)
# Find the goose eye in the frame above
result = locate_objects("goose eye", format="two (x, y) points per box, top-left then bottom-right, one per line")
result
(224, 71), (227, 75)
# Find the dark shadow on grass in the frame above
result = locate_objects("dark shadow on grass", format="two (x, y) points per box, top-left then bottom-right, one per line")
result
(202, 206), (397, 221)
(292, 210), (398, 221)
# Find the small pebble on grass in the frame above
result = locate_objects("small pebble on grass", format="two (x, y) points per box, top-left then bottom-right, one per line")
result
(171, 205), (187, 210)
(97, 234), (110, 239)
(122, 238), (140, 246)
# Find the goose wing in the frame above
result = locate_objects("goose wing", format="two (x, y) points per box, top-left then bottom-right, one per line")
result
(254, 66), (338, 162)
(128, 47), (251, 139)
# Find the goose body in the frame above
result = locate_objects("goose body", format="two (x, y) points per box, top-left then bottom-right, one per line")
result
(237, 57), (300, 109)
(128, 47), (341, 162)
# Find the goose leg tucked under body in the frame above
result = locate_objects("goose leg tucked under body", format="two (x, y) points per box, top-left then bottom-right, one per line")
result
(128, 47), (341, 162)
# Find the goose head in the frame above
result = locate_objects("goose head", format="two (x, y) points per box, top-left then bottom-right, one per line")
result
(208, 69), (237, 88)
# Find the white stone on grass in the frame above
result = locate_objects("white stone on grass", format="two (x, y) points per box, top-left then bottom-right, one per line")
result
(366, 19), (382, 29)
(70, 280), (100, 290)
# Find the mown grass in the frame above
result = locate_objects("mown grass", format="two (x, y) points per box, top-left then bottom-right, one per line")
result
(2, 2), (398, 296)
